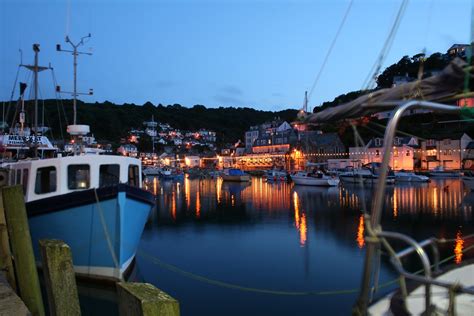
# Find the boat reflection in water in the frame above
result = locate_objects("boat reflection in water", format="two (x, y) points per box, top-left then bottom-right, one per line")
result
(138, 177), (474, 316)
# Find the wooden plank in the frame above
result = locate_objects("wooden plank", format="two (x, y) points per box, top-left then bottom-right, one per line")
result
(39, 239), (80, 316)
(0, 189), (16, 291)
(117, 282), (180, 316)
(2, 185), (45, 316)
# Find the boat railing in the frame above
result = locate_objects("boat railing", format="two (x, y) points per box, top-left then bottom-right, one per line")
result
(374, 230), (474, 314)
(356, 100), (466, 314)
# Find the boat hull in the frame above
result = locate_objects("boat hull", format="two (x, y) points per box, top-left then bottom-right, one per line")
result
(291, 175), (339, 186)
(26, 184), (154, 281)
(462, 176), (474, 191)
(221, 175), (251, 182)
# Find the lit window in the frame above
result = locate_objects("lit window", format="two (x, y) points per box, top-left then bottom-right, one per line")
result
(68, 165), (90, 190)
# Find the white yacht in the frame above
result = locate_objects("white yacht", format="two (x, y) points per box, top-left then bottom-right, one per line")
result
(290, 171), (339, 186)
(395, 171), (430, 182)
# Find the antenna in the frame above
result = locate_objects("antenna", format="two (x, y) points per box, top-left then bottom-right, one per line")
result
(56, 33), (93, 125)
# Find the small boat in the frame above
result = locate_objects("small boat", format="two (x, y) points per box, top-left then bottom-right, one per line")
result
(462, 170), (474, 191)
(290, 171), (339, 186)
(339, 163), (396, 185)
(143, 166), (161, 176)
(395, 171), (430, 182)
(221, 168), (251, 182)
(264, 169), (288, 182)
(429, 165), (461, 178)
(159, 166), (174, 179)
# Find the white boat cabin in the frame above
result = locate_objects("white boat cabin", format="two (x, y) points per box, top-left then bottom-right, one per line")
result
(4, 155), (143, 202)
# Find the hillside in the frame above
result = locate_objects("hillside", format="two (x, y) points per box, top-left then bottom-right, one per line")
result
(2, 99), (298, 147)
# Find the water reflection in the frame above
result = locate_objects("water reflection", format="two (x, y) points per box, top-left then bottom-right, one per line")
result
(357, 215), (365, 249)
(454, 230), (464, 264)
(140, 177), (474, 316)
(293, 191), (307, 247)
(147, 177), (473, 260)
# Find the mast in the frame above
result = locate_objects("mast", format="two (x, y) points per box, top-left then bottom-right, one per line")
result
(20, 44), (49, 157)
(56, 34), (93, 125)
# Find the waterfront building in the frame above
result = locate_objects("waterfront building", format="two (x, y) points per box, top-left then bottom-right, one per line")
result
(349, 136), (419, 170)
(244, 118), (292, 153)
(420, 133), (471, 170)
(117, 143), (138, 157)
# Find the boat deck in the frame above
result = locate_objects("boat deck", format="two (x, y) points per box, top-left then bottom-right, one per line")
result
(369, 263), (474, 315)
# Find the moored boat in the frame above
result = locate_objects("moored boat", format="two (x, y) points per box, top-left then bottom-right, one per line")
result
(221, 168), (251, 182)
(290, 171), (339, 186)
(462, 170), (474, 191)
(395, 171), (430, 182)
(4, 155), (154, 280)
(429, 165), (461, 178)
(264, 169), (288, 182)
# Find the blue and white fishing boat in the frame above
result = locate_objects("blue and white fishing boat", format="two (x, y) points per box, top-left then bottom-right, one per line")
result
(2, 39), (154, 281)
(5, 155), (154, 280)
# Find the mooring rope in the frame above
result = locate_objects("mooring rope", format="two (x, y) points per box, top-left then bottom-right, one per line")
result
(137, 243), (474, 296)
(93, 189), (120, 274)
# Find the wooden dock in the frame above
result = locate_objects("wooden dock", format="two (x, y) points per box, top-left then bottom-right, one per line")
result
(0, 271), (29, 316)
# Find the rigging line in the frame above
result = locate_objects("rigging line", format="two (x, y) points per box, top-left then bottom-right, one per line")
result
(463, 2), (474, 94)
(137, 244), (474, 297)
(5, 65), (22, 124)
(307, 0), (354, 107)
(51, 68), (69, 127)
(362, 0), (409, 90)
(367, 121), (428, 141)
(51, 71), (65, 141)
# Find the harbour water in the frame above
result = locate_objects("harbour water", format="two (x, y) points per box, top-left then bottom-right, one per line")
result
(130, 177), (474, 315)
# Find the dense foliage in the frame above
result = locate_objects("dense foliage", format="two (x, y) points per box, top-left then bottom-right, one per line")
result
(4, 99), (297, 147)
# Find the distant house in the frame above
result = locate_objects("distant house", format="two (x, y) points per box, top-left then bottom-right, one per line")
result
(299, 131), (345, 161)
(447, 44), (471, 58)
(117, 144), (138, 157)
(349, 136), (419, 170)
(420, 133), (472, 170)
(245, 118), (292, 153)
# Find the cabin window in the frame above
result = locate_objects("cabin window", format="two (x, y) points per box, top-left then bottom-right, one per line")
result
(9, 170), (15, 186)
(16, 169), (21, 185)
(128, 165), (140, 187)
(22, 169), (28, 194)
(99, 164), (120, 187)
(35, 166), (57, 194)
(68, 164), (90, 190)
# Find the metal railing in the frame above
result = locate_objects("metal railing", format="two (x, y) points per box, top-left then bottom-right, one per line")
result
(355, 100), (472, 315)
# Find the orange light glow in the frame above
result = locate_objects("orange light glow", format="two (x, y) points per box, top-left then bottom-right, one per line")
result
(299, 213), (307, 246)
(454, 230), (464, 264)
(196, 191), (201, 218)
(357, 215), (365, 248)
(171, 192), (176, 221)
(293, 191), (300, 229)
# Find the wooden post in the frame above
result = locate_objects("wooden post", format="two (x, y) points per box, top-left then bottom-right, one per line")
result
(39, 239), (80, 316)
(117, 282), (180, 316)
(2, 185), (45, 316)
(0, 188), (16, 291)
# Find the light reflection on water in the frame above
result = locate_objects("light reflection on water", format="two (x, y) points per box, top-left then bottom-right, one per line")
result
(140, 176), (474, 316)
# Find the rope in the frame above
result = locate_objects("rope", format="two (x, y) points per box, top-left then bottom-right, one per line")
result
(307, 0), (354, 107)
(362, 0), (409, 90)
(93, 189), (120, 276)
(137, 243), (474, 297)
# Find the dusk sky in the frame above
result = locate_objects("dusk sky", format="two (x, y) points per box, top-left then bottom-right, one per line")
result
(0, 0), (472, 112)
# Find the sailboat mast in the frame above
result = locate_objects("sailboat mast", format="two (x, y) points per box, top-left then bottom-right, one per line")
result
(33, 44), (39, 145)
